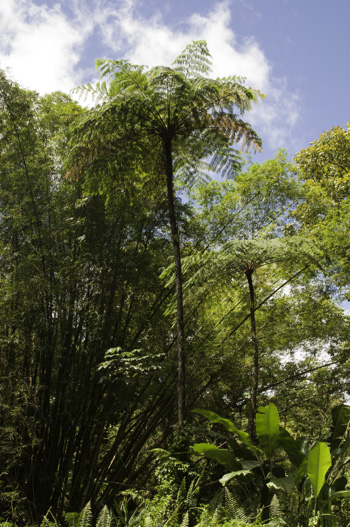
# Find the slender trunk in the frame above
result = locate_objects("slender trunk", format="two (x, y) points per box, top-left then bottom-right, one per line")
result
(246, 269), (259, 438)
(163, 138), (186, 428)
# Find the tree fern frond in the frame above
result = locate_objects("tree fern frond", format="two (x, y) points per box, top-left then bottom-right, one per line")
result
(172, 40), (212, 77)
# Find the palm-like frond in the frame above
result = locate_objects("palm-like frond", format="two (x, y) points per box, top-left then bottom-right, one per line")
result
(69, 40), (263, 192)
(172, 40), (212, 77)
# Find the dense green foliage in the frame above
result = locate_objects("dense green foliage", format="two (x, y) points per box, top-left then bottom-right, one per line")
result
(1, 42), (350, 526)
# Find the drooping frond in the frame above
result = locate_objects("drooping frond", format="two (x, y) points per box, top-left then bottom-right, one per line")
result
(162, 236), (323, 315)
(222, 236), (323, 274)
(69, 40), (264, 201)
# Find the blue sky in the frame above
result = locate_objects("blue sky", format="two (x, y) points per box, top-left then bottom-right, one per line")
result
(1, 0), (349, 163)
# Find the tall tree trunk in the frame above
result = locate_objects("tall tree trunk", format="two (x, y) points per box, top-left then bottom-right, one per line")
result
(163, 138), (186, 429)
(245, 268), (259, 438)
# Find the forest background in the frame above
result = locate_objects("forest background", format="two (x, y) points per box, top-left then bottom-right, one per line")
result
(1, 3), (350, 527)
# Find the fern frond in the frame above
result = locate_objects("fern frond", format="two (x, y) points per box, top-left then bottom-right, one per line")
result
(209, 488), (225, 512)
(186, 477), (200, 508)
(270, 494), (282, 519)
(176, 477), (187, 505)
(69, 39), (263, 209)
(172, 40), (212, 77)
(180, 511), (190, 527)
(224, 487), (250, 522)
(78, 502), (92, 527)
(96, 506), (111, 527)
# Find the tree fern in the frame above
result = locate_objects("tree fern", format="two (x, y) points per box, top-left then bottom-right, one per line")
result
(69, 40), (262, 429)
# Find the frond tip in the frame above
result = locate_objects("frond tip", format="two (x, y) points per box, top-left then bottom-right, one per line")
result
(173, 40), (212, 77)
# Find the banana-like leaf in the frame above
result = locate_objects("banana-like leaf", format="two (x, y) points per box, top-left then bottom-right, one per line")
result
(192, 443), (241, 470)
(240, 459), (262, 470)
(219, 470), (252, 486)
(267, 476), (294, 493)
(333, 475), (348, 492)
(193, 408), (260, 456)
(326, 490), (350, 501)
(256, 403), (280, 458)
(307, 442), (331, 498)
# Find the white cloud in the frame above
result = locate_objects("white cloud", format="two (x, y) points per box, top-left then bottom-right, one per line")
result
(0, 0), (93, 94)
(0, 0), (301, 150)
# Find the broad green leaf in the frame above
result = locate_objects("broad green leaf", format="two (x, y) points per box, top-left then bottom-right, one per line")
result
(193, 409), (260, 456)
(256, 403), (280, 458)
(192, 443), (240, 470)
(219, 470), (251, 486)
(267, 476), (294, 493)
(307, 442), (331, 498)
(240, 459), (262, 470)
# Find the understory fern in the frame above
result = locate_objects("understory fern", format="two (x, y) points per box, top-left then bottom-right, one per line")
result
(224, 487), (250, 523)
(66, 503), (111, 527)
(78, 502), (92, 527)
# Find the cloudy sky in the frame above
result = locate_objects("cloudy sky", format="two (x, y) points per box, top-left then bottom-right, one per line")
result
(1, 0), (349, 162)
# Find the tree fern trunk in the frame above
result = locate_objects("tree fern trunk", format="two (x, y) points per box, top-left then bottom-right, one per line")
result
(246, 269), (259, 438)
(163, 138), (186, 429)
